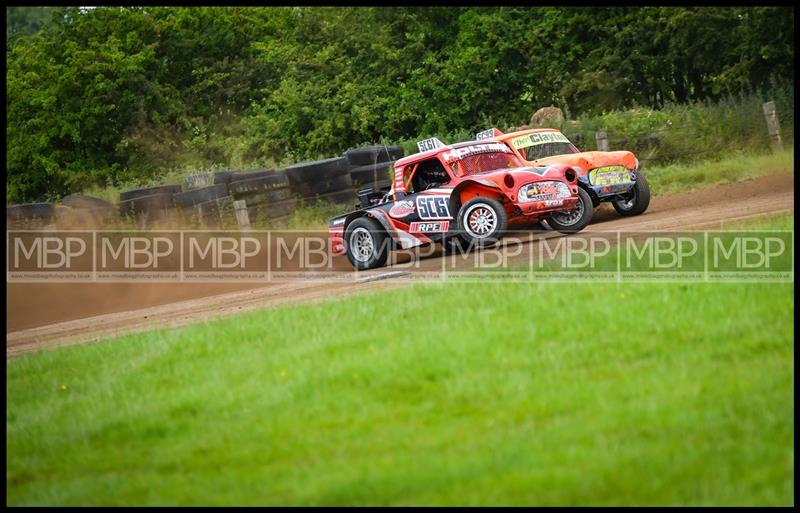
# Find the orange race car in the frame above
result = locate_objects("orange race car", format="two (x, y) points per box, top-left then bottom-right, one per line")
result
(476, 127), (650, 218)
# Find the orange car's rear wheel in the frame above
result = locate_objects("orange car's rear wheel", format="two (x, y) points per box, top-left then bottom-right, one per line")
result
(613, 172), (651, 216)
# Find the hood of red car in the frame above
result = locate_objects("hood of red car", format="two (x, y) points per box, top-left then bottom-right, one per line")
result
(469, 165), (571, 185)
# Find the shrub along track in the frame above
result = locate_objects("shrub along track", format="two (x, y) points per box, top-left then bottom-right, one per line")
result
(6, 174), (794, 357)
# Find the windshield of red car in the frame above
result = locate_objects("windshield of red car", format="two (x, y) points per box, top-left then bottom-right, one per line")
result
(449, 151), (522, 177)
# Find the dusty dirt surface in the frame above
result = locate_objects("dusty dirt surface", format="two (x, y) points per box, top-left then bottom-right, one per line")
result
(7, 174), (794, 358)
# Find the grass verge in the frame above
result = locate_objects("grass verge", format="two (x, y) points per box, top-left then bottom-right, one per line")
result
(644, 148), (793, 196)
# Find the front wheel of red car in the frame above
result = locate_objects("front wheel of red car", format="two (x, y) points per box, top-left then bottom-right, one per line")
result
(344, 217), (390, 270)
(546, 187), (594, 233)
(456, 196), (508, 247)
(612, 172), (651, 216)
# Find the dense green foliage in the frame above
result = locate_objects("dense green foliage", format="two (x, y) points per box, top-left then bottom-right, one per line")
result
(6, 6), (795, 202)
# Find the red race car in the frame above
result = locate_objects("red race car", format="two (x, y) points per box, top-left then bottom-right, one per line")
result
(329, 137), (594, 270)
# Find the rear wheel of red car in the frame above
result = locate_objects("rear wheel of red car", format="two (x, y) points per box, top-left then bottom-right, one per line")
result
(456, 196), (508, 247)
(546, 187), (593, 233)
(612, 172), (651, 216)
(344, 217), (390, 270)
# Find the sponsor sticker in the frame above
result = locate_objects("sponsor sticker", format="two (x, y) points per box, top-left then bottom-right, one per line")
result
(410, 221), (450, 233)
(526, 183), (561, 197)
(442, 143), (511, 162)
(388, 200), (415, 218)
(589, 166), (631, 186)
(511, 131), (570, 150)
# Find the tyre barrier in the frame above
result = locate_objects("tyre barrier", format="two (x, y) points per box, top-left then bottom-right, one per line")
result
(284, 157), (349, 183)
(234, 187), (293, 206)
(290, 173), (353, 198)
(174, 183), (229, 207)
(117, 191), (176, 223)
(343, 145), (404, 166)
(61, 194), (115, 210)
(58, 195), (117, 228)
(180, 196), (235, 228)
(246, 198), (296, 225)
(184, 173), (213, 190)
(184, 170), (235, 189)
(228, 172), (290, 195)
(283, 157), (357, 206)
(226, 169), (294, 226)
(7, 202), (58, 229)
(7, 202), (57, 222)
(119, 184), (181, 202)
(230, 168), (278, 184)
(212, 171), (234, 185)
(18, 147), (403, 229)
(348, 160), (395, 187)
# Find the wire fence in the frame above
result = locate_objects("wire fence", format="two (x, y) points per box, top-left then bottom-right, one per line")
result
(559, 92), (794, 168)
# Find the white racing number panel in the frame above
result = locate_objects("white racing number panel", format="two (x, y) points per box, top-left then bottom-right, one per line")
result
(415, 195), (451, 220)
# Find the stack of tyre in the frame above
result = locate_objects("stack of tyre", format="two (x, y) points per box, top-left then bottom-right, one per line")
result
(344, 145), (404, 191)
(117, 185), (181, 224)
(227, 168), (294, 226)
(284, 157), (358, 208)
(6, 203), (58, 229)
(174, 171), (235, 227)
(58, 194), (117, 228)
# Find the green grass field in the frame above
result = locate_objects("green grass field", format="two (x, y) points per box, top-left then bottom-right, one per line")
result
(6, 216), (794, 505)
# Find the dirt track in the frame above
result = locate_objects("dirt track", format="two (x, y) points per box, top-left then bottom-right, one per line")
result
(7, 174), (794, 357)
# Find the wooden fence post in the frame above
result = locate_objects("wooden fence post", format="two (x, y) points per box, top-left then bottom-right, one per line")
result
(233, 200), (251, 231)
(595, 130), (609, 151)
(762, 101), (783, 153)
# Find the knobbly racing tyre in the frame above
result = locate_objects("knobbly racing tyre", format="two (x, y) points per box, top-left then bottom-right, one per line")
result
(229, 174), (290, 195)
(174, 183), (229, 207)
(284, 157), (349, 183)
(344, 146), (404, 166)
(344, 216), (390, 270)
(456, 196), (508, 247)
(546, 187), (594, 233)
(119, 184), (181, 202)
(612, 172), (651, 216)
